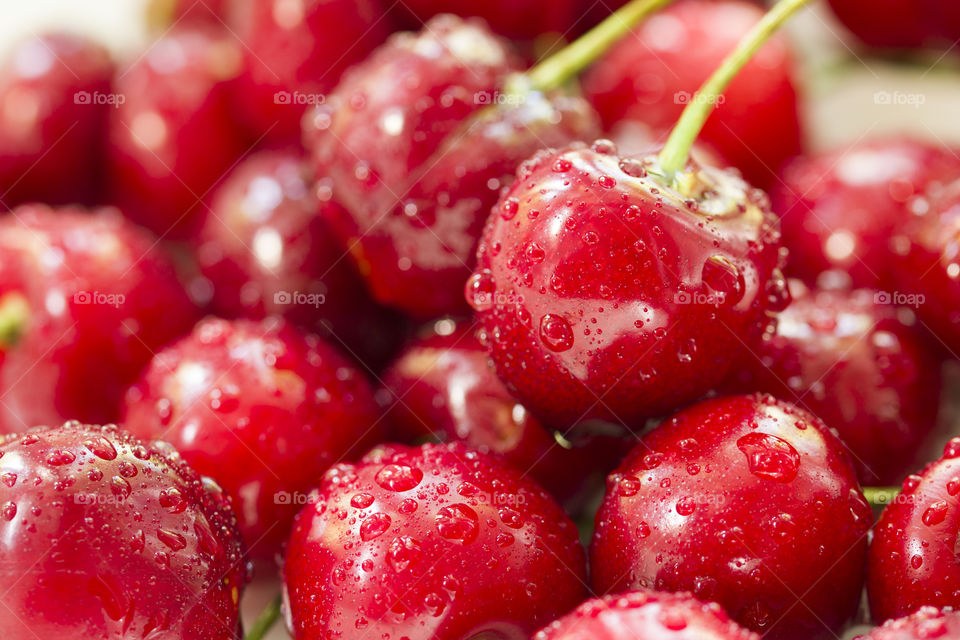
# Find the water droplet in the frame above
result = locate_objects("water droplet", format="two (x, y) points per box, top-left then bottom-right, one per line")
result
(701, 255), (744, 305)
(598, 176), (617, 189)
(539, 314), (574, 352)
(359, 513), (392, 541)
(618, 477), (640, 497)
(351, 493), (375, 509)
(525, 242), (545, 264)
(83, 437), (117, 461)
(435, 504), (479, 544)
(923, 500), (949, 526)
(496, 532), (515, 547)
(110, 476), (132, 500)
(375, 465), (424, 492)
(911, 554), (923, 569)
(387, 536), (422, 572)
(1, 502), (16, 521)
(46, 450), (76, 466)
(158, 488), (187, 514)
(676, 496), (696, 516)
(465, 270), (496, 312)
(736, 432), (800, 483)
(118, 461), (138, 478)
(0, 473), (16, 487)
(500, 198), (519, 220)
(592, 140), (617, 155)
(157, 529), (187, 551)
(659, 610), (688, 631)
(398, 498), (418, 514)
(619, 159), (646, 178)
(945, 438), (960, 459)
(498, 506), (523, 529)
(636, 522), (651, 538)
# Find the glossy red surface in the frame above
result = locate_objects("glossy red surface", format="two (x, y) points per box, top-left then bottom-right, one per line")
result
(0, 422), (248, 640)
(582, 0), (801, 189)
(108, 26), (249, 237)
(826, 0), (960, 49)
(868, 439), (960, 622)
(772, 139), (960, 288)
(282, 442), (587, 640)
(470, 142), (789, 430)
(857, 607), (960, 639)
(304, 15), (600, 318)
(393, 0), (591, 40)
(0, 205), (198, 433)
(725, 280), (941, 484)
(0, 33), (113, 207)
(123, 317), (383, 562)
(533, 590), (760, 640)
(590, 394), (871, 640)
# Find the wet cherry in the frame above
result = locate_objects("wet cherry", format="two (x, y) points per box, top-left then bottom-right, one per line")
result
(123, 317), (383, 563)
(590, 394), (871, 639)
(857, 607), (960, 639)
(533, 590), (760, 640)
(0, 422), (247, 640)
(724, 279), (941, 485)
(282, 441), (588, 640)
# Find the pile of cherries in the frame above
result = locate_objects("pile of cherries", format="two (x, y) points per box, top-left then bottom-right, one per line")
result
(0, 0), (959, 639)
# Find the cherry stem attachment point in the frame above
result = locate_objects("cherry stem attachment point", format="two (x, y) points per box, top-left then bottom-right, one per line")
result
(659, 0), (812, 176)
(525, 0), (675, 92)
(863, 486), (901, 508)
(245, 594), (282, 640)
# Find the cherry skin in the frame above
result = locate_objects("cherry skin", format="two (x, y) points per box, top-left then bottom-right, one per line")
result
(304, 15), (601, 319)
(590, 394), (871, 640)
(581, 0), (801, 189)
(0, 33), (114, 207)
(381, 316), (626, 508)
(123, 317), (383, 563)
(108, 25), (249, 238)
(771, 138), (960, 289)
(0, 422), (248, 640)
(826, 0), (960, 49)
(469, 142), (789, 430)
(231, 0), (389, 145)
(724, 279), (941, 485)
(533, 590), (760, 640)
(392, 0), (588, 41)
(867, 438), (960, 622)
(282, 441), (588, 640)
(0, 205), (198, 433)
(857, 607), (960, 640)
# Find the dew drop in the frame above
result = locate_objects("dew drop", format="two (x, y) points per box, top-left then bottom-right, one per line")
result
(351, 493), (375, 509)
(359, 512), (392, 541)
(375, 465), (424, 492)
(465, 270), (496, 312)
(46, 450), (76, 466)
(1, 502), (16, 521)
(435, 504), (479, 545)
(736, 432), (800, 483)
(539, 314), (574, 352)
(157, 529), (187, 551)
(922, 500), (949, 526)
(83, 437), (117, 461)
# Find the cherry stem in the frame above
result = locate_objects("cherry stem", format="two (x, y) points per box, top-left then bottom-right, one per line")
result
(863, 486), (901, 507)
(245, 594), (282, 640)
(525, 0), (676, 92)
(659, 0), (811, 176)
(0, 294), (28, 349)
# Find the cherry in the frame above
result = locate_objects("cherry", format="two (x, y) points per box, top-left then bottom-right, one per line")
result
(724, 279), (941, 485)
(867, 438), (960, 622)
(581, 0), (802, 189)
(107, 25), (249, 238)
(0, 33), (114, 207)
(0, 421), (248, 640)
(0, 204), (198, 433)
(123, 317), (383, 563)
(194, 149), (404, 367)
(533, 590), (760, 640)
(857, 607), (960, 639)
(771, 138), (960, 289)
(469, 141), (788, 429)
(826, 0), (960, 50)
(304, 14), (601, 318)
(590, 394), (871, 639)
(381, 316), (626, 508)
(282, 441), (588, 639)
(392, 0), (591, 41)
(231, 0), (389, 145)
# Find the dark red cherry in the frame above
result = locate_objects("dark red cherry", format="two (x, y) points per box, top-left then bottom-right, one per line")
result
(868, 438), (960, 622)
(533, 590), (760, 640)
(469, 143), (788, 430)
(282, 441), (588, 640)
(381, 317), (627, 508)
(0, 205), (198, 433)
(108, 26), (249, 237)
(826, 0), (960, 49)
(123, 317), (383, 563)
(581, 0), (801, 189)
(724, 279), (941, 485)
(304, 15), (600, 318)
(0, 33), (113, 207)
(590, 394), (871, 640)
(232, 0), (389, 145)
(0, 422), (247, 640)
(857, 607), (960, 639)
(772, 138), (960, 288)
(392, 0), (587, 41)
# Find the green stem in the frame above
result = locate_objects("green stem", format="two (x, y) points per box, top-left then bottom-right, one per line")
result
(245, 594), (282, 640)
(659, 0), (812, 175)
(864, 487), (900, 507)
(0, 294), (29, 349)
(525, 0), (676, 92)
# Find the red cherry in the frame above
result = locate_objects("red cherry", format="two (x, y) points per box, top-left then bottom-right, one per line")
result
(724, 279), (941, 485)
(772, 139), (960, 288)
(0, 33), (114, 207)
(857, 607), (960, 639)
(868, 438), (960, 621)
(123, 317), (383, 562)
(232, 0), (389, 145)
(582, 0), (801, 189)
(533, 590), (759, 640)
(0, 205), (198, 433)
(282, 441), (588, 640)
(108, 26), (249, 237)
(381, 317), (626, 507)
(469, 142), (788, 430)
(304, 15), (600, 318)
(590, 394), (871, 639)
(393, 0), (587, 41)
(0, 422), (247, 640)
(826, 0), (960, 49)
